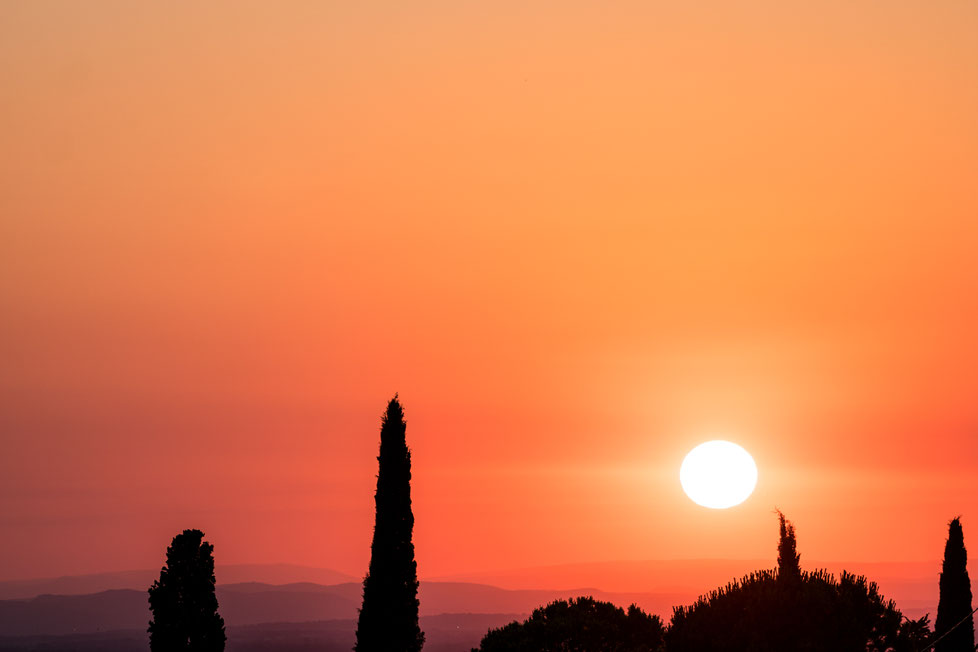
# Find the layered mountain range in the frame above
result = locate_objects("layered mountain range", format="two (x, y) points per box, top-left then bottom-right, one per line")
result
(0, 560), (939, 651)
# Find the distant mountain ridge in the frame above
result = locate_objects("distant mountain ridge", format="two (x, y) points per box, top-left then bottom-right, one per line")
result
(0, 564), (355, 601)
(2, 558), (939, 600)
(0, 558), (939, 639)
(0, 580), (685, 637)
(434, 558), (940, 618)
(0, 614), (518, 652)
(433, 558), (941, 592)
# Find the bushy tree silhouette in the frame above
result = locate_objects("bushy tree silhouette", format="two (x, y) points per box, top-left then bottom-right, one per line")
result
(935, 517), (974, 652)
(355, 395), (424, 652)
(777, 510), (801, 582)
(473, 597), (665, 652)
(148, 529), (226, 651)
(666, 514), (929, 652)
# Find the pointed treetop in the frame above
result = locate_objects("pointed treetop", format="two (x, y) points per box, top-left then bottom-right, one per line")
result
(776, 509), (801, 580)
(384, 394), (403, 423)
(942, 516), (969, 571)
(357, 394), (423, 652)
(948, 517), (965, 545)
(935, 516), (974, 651)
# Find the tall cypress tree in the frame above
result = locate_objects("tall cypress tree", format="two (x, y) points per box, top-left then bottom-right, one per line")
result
(148, 529), (226, 651)
(355, 395), (424, 652)
(935, 517), (975, 652)
(776, 510), (801, 582)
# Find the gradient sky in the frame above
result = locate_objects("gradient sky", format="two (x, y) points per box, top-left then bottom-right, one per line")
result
(1, 1), (977, 583)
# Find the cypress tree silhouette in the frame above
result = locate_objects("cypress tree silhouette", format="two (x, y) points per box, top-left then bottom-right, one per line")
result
(935, 517), (975, 652)
(148, 529), (226, 651)
(777, 510), (801, 582)
(355, 395), (424, 652)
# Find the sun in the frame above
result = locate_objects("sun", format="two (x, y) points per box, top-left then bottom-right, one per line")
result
(680, 440), (758, 509)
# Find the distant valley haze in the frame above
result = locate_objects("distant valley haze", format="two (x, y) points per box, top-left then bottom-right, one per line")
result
(0, 558), (941, 618)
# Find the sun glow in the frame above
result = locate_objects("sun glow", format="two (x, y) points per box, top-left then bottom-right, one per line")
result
(680, 440), (758, 509)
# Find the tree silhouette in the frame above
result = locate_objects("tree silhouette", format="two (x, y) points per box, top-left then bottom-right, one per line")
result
(148, 529), (226, 651)
(355, 395), (424, 652)
(777, 510), (801, 582)
(666, 514), (930, 652)
(935, 517), (974, 652)
(474, 597), (664, 652)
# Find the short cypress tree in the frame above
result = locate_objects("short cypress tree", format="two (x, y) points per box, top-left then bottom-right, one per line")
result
(777, 510), (801, 582)
(148, 529), (226, 651)
(935, 517), (975, 652)
(355, 395), (424, 652)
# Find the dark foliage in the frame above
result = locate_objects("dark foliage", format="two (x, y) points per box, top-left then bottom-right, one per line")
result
(776, 510), (800, 582)
(355, 396), (424, 652)
(667, 568), (929, 652)
(935, 517), (975, 652)
(473, 596), (665, 652)
(148, 529), (226, 651)
(666, 515), (930, 652)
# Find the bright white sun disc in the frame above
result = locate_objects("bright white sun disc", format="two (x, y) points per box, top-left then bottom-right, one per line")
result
(680, 440), (757, 509)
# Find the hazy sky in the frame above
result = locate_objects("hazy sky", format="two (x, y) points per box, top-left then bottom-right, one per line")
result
(2, 1), (977, 582)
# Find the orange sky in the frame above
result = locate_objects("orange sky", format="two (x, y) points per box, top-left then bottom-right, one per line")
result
(1, 1), (977, 584)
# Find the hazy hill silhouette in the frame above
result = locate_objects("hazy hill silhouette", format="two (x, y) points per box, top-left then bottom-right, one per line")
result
(0, 586), (356, 637)
(0, 559), (937, 637)
(0, 580), (683, 637)
(0, 590), (148, 637)
(0, 614), (516, 652)
(437, 559), (940, 618)
(0, 564), (355, 601)
(2, 559), (937, 610)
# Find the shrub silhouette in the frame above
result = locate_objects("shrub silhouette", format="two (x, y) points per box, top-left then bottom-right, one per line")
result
(355, 395), (424, 652)
(473, 596), (665, 651)
(935, 517), (974, 651)
(666, 514), (930, 652)
(148, 529), (226, 651)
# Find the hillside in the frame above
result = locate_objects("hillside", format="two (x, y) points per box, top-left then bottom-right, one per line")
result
(0, 614), (516, 652)
(0, 580), (690, 637)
